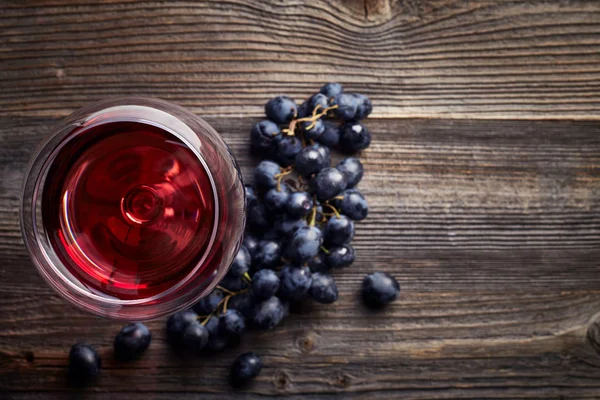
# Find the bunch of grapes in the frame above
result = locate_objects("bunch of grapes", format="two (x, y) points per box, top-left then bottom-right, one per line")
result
(67, 84), (399, 388)
(165, 83), (371, 354)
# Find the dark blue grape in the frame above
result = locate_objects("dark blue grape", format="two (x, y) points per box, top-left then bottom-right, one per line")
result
(203, 315), (229, 353)
(252, 269), (280, 300)
(275, 215), (307, 238)
(307, 252), (329, 273)
(318, 121), (340, 147)
(286, 192), (313, 218)
(250, 120), (281, 155)
(264, 184), (291, 214)
(245, 185), (258, 208)
(247, 203), (274, 233)
(167, 309), (198, 344)
(254, 160), (281, 190)
(336, 157), (363, 188)
(325, 245), (355, 268)
(243, 234), (259, 260)
(254, 240), (282, 269)
(333, 93), (371, 121)
(309, 93), (330, 114)
(297, 100), (310, 118)
(229, 245), (251, 278)
(313, 142), (331, 166)
(340, 189), (368, 221)
(309, 273), (338, 304)
(69, 343), (101, 383)
(253, 296), (285, 329)
(230, 352), (262, 387)
(182, 321), (210, 353)
(324, 215), (354, 246)
(193, 289), (224, 315)
(114, 323), (151, 361)
(274, 135), (303, 166)
(219, 309), (246, 338)
(300, 118), (325, 140)
(295, 145), (328, 176)
(265, 96), (297, 124)
(320, 82), (343, 100)
(286, 226), (323, 265)
(362, 272), (400, 308)
(228, 291), (255, 320)
(354, 93), (372, 120)
(278, 265), (313, 302)
(312, 167), (347, 201)
(339, 122), (371, 153)
(333, 93), (360, 121)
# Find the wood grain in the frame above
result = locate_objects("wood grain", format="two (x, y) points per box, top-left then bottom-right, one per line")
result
(1, 0), (600, 119)
(1, 116), (599, 398)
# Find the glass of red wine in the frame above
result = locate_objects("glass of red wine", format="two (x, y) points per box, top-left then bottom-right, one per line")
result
(21, 98), (245, 320)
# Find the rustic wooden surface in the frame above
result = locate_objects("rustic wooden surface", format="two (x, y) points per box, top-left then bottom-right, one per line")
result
(1, 1), (600, 399)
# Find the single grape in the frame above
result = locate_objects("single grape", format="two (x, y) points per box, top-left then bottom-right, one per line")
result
(275, 214), (308, 238)
(336, 157), (363, 188)
(274, 135), (303, 167)
(245, 185), (258, 208)
(253, 296), (285, 329)
(295, 145), (328, 176)
(297, 100), (310, 118)
(318, 121), (340, 147)
(203, 315), (229, 353)
(265, 95), (297, 124)
(254, 160), (281, 190)
(325, 244), (355, 268)
(362, 272), (400, 308)
(320, 82), (343, 100)
(278, 265), (313, 302)
(313, 142), (331, 166)
(68, 343), (101, 383)
(250, 120), (281, 155)
(193, 289), (224, 315)
(167, 309), (198, 344)
(252, 269), (280, 300)
(254, 240), (282, 269)
(354, 93), (373, 120)
(324, 214), (355, 246)
(286, 226), (323, 265)
(339, 122), (371, 153)
(286, 192), (314, 218)
(247, 203), (274, 233)
(229, 245), (251, 278)
(340, 189), (368, 220)
(219, 309), (246, 338)
(182, 321), (210, 353)
(243, 234), (259, 260)
(264, 183), (291, 214)
(309, 93), (329, 114)
(300, 118), (325, 140)
(312, 168), (347, 201)
(333, 93), (360, 121)
(309, 273), (338, 304)
(230, 352), (262, 387)
(114, 323), (151, 361)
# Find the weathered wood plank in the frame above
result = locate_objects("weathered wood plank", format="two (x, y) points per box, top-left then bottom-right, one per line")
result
(0, 116), (599, 398)
(1, 0), (600, 118)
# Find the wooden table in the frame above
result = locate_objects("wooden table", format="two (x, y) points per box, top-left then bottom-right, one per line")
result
(1, 1), (600, 398)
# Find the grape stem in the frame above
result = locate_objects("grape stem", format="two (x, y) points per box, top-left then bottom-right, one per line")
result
(322, 203), (341, 219)
(308, 206), (317, 227)
(282, 104), (338, 137)
(320, 246), (330, 254)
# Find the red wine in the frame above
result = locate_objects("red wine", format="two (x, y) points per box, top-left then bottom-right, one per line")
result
(42, 121), (217, 300)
